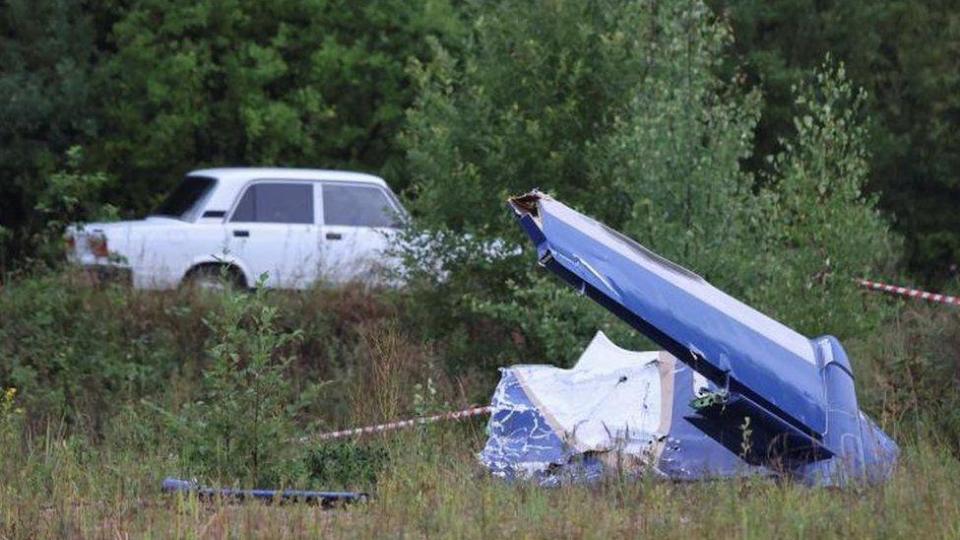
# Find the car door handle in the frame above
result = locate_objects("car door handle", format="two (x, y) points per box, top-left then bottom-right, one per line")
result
(325, 232), (342, 240)
(233, 230), (250, 238)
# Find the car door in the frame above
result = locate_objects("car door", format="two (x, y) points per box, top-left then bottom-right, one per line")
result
(227, 180), (321, 288)
(320, 182), (404, 284)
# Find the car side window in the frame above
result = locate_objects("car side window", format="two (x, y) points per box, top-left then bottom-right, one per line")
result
(230, 183), (314, 224)
(322, 184), (398, 228)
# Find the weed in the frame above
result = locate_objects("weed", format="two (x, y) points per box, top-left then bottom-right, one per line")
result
(306, 441), (389, 488)
(739, 416), (753, 460)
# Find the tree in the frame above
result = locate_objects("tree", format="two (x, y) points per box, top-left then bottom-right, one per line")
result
(401, 0), (768, 364)
(0, 0), (101, 267)
(94, 0), (462, 216)
(752, 61), (899, 337)
(401, 1), (898, 367)
(711, 0), (960, 281)
(176, 281), (304, 486)
(404, 0), (665, 236)
(597, 1), (762, 287)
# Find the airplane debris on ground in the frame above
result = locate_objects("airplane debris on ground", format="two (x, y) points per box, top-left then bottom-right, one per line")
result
(480, 191), (898, 487)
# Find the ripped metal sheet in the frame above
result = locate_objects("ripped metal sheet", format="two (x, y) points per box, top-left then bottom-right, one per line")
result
(486, 190), (898, 486)
(480, 331), (768, 484)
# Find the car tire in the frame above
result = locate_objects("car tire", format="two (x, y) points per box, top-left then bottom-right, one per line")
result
(183, 264), (246, 293)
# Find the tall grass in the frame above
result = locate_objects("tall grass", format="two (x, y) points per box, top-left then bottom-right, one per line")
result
(2, 269), (959, 537)
(2, 426), (959, 538)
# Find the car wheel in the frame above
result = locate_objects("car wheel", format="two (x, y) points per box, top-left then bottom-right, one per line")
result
(184, 265), (246, 293)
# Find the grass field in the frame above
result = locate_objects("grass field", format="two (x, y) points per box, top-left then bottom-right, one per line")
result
(2, 425), (960, 538)
(2, 273), (960, 538)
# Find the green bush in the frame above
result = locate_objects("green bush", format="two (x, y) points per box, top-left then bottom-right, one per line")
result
(167, 279), (308, 486)
(0, 271), (192, 429)
(850, 302), (960, 452)
(748, 60), (899, 338)
(31, 147), (117, 265)
(306, 441), (389, 488)
(0, 269), (471, 487)
(401, 2), (899, 364)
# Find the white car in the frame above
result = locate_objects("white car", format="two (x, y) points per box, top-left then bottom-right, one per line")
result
(66, 168), (408, 289)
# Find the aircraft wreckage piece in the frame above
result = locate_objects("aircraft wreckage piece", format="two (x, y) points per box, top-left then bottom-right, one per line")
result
(481, 190), (898, 486)
(162, 478), (368, 506)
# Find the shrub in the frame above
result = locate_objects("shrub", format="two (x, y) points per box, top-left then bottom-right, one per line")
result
(0, 270), (195, 430)
(0, 387), (24, 471)
(749, 60), (900, 338)
(306, 441), (389, 488)
(170, 279), (306, 486)
(851, 302), (960, 452)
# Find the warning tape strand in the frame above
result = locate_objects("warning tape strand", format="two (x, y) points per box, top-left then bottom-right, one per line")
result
(303, 405), (492, 442)
(303, 278), (951, 443)
(857, 278), (960, 307)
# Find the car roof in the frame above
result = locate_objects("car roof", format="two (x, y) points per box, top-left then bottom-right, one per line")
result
(188, 167), (388, 188)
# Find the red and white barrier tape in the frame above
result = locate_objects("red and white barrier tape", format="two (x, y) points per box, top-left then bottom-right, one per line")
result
(302, 279), (950, 442)
(857, 278), (960, 307)
(304, 406), (492, 442)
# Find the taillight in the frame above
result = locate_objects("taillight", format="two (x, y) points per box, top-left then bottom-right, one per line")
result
(65, 235), (76, 251)
(87, 235), (109, 257)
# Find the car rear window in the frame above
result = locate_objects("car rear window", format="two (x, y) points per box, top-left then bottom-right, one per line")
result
(154, 176), (217, 221)
(322, 184), (400, 228)
(230, 183), (314, 224)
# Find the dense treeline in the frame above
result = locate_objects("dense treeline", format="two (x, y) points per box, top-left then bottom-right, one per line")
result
(711, 0), (960, 280)
(0, 0), (911, 426)
(0, 0), (958, 281)
(1, 0), (908, 427)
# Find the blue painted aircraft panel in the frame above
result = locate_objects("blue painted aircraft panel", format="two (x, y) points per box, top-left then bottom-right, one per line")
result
(512, 194), (826, 438)
(507, 191), (899, 484)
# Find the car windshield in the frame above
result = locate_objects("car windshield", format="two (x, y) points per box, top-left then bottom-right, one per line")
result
(153, 176), (216, 221)
(384, 187), (410, 226)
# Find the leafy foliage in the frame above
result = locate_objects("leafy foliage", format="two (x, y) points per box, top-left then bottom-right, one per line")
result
(31, 147), (119, 262)
(750, 61), (899, 336)
(712, 0), (960, 280)
(851, 304), (960, 453)
(0, 0), (462, 270)
(595, 1), (762, 288)
(0, 0), (955, 285)
(171, 280), (304, 485)
(0, 272), (183, 431)
(400, 0), (763, 364)
(0, 0), (101, 268)
(403, 0), (660, 235)
(0, 5), (955, 528)
(401, 1), (896, 364)
(94, 0), (462, 213)
(306, 441), (389, 487)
